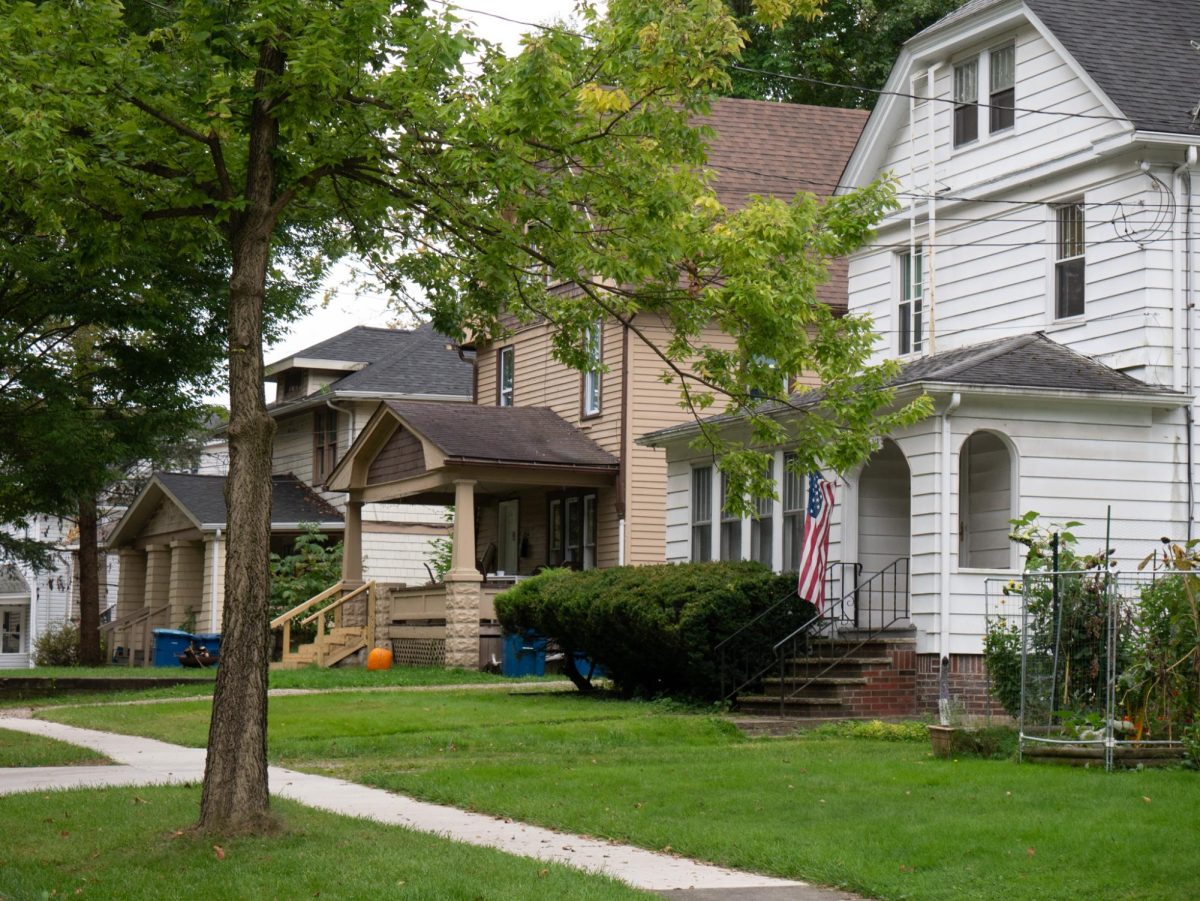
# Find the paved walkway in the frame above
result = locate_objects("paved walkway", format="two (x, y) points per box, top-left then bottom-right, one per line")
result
(0, 716), (865, 898)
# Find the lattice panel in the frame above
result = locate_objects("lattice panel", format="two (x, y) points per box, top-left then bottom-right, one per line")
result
(392, 638), (446, 668)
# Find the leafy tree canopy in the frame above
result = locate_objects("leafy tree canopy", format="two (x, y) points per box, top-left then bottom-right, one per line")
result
(726, 0), (968, 109)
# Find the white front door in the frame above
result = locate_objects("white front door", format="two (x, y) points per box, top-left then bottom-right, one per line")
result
(497, 500), (520, 574)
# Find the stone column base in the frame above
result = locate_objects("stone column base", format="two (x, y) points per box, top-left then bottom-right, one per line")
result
(444, 578), (482, 669)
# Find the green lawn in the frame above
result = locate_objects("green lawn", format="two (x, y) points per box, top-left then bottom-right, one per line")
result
(38, 689), (1200, 901)
(0, 665), (560, 709)
(0, 727), (110, 767)
(0, 785), (643, 900)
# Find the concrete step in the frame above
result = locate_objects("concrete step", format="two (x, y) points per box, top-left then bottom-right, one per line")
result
(736, 695), (847, 716)
(785, 656), (893, 667)
(762, 676), (868, 688)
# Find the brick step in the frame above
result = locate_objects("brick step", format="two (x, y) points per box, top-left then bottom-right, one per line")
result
(785, 656), (893, 667)
(735, 694), (847, 716)
(762, 676), (868, 688)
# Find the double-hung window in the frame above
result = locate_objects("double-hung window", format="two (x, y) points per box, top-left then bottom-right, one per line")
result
(898, 246), (924, 355)
(953, 59), (979, 147)
(313, 409), (338, 484)
(582, 322), (602, 417)
(989, 44), (1016, 133)
(782, 454), (804, 571)
(691, 466), (712, 562)
(719, 471), (742, 561)
(750, 458), (774, 567)
(1055, 203), (1086, 319)
(498, 346), (514, 407)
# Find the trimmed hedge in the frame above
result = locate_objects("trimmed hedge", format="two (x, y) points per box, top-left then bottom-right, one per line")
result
(494, 561), (810, 699)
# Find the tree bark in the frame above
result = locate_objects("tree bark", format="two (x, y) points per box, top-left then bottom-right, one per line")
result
(76, 495), (102, 666)
(198, 40), (284, 834)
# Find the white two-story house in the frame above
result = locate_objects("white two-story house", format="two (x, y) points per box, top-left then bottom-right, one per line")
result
(643, 0), (1200, 715)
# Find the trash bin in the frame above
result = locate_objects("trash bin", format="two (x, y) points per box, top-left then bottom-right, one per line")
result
(151, 629), (194, 668)
(502, 631), (547, 678)
(192, 632), (222, 661)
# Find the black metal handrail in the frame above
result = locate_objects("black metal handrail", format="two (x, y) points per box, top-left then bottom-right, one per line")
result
(772, 557), (910, 714)
(717, 561), (860, 702)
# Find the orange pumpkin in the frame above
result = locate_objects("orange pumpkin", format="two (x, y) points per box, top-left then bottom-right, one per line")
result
(366, 647), (393, 671)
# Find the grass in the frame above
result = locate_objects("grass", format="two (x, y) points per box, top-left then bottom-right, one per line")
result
(39, 689), (1200, 900)
(0, 728), (110, 767)
(0, 785), (644, 900)
(0, 665), (560, 709)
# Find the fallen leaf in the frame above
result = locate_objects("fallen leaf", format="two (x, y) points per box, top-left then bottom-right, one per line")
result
(1143, 796), (1152, 804)
(59, 831), (70, 838)
(213, 845), (226, 861)
(633, 802), (643, 809)
(538, 869), (549, 878)
(1026, 847), (1035, 858)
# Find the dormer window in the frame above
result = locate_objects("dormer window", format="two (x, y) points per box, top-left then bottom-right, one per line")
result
(953, 59), (979, 147)
(282, 370), (304, 400)
(989, 44), (1016, 133)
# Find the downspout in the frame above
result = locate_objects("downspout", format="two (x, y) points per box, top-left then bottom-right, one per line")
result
(939, 391), (962, 719)
(1176, 148), (1198, 539)
(617, 323), (632, 566)
(209, 528), (221, 633)
(26, 520), (37, 667)
(926, 64), (940, 355)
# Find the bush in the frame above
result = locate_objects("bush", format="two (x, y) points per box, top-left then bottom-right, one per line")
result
(34, 620), (81, 667)
(494, 561), (804, 699)
(808, 720), (928, 742)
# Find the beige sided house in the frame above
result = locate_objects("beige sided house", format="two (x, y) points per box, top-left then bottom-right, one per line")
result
(104, 324), (473, 665)
(323, 98), (869, 670)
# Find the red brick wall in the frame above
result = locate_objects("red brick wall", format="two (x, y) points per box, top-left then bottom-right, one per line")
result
(915, 653), (993, 715)
(838, 643), (918, 718)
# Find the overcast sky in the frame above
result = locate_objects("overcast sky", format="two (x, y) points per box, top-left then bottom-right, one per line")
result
(223, 0), (582, 401)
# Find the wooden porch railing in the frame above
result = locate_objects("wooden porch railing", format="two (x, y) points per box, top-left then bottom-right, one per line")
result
(99, 605), (169, 667)
(271, 580), (376, 668)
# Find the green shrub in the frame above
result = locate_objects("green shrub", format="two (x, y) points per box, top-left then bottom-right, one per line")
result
(34, 620), (81, 667)
(494, 561), (805, 699)
(808, 720), (928, 742)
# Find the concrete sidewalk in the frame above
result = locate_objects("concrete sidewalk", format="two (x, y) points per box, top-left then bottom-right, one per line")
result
(0, 716), (865, 899)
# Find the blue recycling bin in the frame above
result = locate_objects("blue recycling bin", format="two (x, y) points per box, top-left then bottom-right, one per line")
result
(151, 629), (194, 668)
(192, 632), (222, 660)
(502, 631), (547, 678)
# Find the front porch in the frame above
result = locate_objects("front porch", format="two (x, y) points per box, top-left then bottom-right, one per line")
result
(327, 401), (620, 668)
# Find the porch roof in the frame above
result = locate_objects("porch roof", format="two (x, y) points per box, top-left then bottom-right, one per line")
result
(327, 401), (618, 503)
(107, 472), (343, 549)
(639, 333), (1189, 445)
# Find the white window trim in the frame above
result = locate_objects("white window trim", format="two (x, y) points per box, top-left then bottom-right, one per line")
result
(987, 41), (1016, 136)
(498, 346), (515, 407)
(896, 245), (925, 357)
(950, 39), (1019, 155)
(1048, 200), (1087, 323)
(582, 322), (602, 418)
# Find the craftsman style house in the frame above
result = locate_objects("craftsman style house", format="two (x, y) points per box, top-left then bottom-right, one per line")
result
(325, 97), (870, 668)
(643, 0), (1200, 714)
(102, 324), (472, 662)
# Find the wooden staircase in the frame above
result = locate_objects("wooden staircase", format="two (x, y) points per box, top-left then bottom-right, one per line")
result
(271, 580), (376, 669)
(735, 630), (917, 718)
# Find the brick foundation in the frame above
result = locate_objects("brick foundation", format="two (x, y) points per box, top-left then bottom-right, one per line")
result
(836, 641), (918, 718)
(915, 653), (993, 716)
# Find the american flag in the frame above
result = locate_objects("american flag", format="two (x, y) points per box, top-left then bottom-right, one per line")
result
(796, 472), (836, 609)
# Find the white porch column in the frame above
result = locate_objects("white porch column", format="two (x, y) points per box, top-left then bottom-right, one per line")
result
(445, 479), (482, 669)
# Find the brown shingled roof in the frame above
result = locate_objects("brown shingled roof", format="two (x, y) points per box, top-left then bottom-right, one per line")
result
(384, 401), (619, 469)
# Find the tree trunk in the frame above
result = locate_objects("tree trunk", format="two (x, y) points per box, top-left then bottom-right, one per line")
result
(198, 40), (284, 835)
(76, 496), (102, 666)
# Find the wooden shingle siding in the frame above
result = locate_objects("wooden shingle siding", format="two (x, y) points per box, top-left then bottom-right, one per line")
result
(366, 427), (426, 485)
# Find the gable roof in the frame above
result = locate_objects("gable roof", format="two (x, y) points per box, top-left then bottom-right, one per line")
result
(266, 323), (473, 408)
(639, 333), (1185, 445)
(381, 401), (619, 469)
(108, 472), (342, 548)
(917, 0), (1200, 135)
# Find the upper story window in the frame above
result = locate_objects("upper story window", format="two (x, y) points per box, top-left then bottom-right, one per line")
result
(582, 322), (602, 418)
(1055, 203), (1086, 319)
(281, 370), (304, 400)
(691, 465), (712, 563)
(313, 409), (338, 485)
(953, 59), (979, 147)
(497, 346), (514, 407)
(989, 43), (1016, 133)
(898, 246), (925, 355)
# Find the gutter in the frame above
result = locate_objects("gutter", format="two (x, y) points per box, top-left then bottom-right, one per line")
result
(1176, 147), (1199, 538)
(939, 391), (962, 721)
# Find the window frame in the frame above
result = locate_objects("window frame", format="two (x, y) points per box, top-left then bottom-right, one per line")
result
(1054, 202), (1086, 320)
(312, 408), (339, 485)
(750, 458), (774, 567)
(953, 57), (980, 148)
(781, 453), (804, 572)
(718, 470), (743, 561)
(582, 322), (602, 419)
(988, 42), (1016, 134)
(546, 491), (598, 570)
(690, 465), (713, 563)
(898, 245), (925, 356)
(497, 345), (515, 407)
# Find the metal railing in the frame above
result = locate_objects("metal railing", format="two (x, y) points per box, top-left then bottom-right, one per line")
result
(771, 557), (910, 714)
(717, 562), (860, 702)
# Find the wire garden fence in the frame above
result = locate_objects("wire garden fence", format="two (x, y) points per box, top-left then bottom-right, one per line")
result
(987, 566), (1192, 770)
